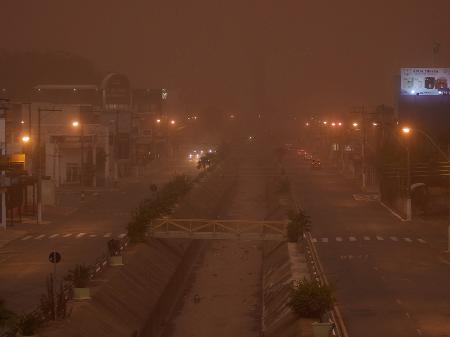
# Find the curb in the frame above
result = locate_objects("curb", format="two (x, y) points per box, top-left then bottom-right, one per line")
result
(378, 200), (408, 222)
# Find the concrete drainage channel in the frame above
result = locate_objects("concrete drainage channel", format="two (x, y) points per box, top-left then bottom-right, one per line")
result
(142, 166), (239, 337)
(141, 239), (209, 337)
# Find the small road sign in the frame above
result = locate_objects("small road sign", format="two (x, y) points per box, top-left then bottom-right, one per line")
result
(49, 251), (61, 264)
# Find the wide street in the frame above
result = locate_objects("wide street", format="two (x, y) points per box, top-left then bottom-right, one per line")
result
(287, 153), (450, 337)
(0, 159), (197, 312)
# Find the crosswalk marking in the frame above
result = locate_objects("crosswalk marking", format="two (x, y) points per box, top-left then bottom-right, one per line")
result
(349, 236), (357, 242)
(21, 235), (33, 241)
(376, 236), (384, 241)
(49, 234), (59, 239)
(363, 236), (370, 241)
(321, 238), (328, 243)
(117, 233), (127, 239)
(104, 233), (112, 238)
(63, 233), (72, 238)
(89, 234), (97, 238)
(312, 238), (318, 243)
(34, 234), (45, 240)
(336, 237), (343, 242)
(418, 238), (427, 244)
(403, 238), (412, 243)
(76, 233), (86, 238)
(390, 236), (399, 241)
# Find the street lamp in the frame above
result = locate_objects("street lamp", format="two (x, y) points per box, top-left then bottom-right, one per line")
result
(352, 122), (359, 128)
(36, 107), (62, 224)
(21, 135), (30, 143)
(170, 119), (176, 125)
(401, 126), (412, 221)
(156, 119), (161, 124)
(71, 120), (85, 186)
(401, 126), (450, 251)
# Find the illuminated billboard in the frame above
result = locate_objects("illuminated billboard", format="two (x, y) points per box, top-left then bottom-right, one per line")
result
(401, 68), (450, 96)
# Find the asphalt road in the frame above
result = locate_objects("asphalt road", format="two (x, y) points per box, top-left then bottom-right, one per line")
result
(287, 154), (450, 337)
(0, 159), (198, 312)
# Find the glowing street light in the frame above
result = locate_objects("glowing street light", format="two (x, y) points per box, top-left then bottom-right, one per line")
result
(331, 122), (336, 127)
(402, 126), (411, 134)
(21, 135), (30, 143)
(170, 119), (176, 125)
(305, 122), (310, 126)
(372, 122), (378, 127)
(156, 119), (161, 124)
(72, 121), (79, 127)
(338, 122), (342, 126)
(352, 122), (359, 128)
(323, 121), (328, 125)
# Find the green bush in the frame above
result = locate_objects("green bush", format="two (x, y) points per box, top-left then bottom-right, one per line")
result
(127, 174), (193, 242)
(288, 279), (335, 320)
(65, 264), (91, 288)
(286, 210), (311, 242)
(127, 206), (148, 243)
(0, 299), (16, 331)
(15, 311), (43, 336)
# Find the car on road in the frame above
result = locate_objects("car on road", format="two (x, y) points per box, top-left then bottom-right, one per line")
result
(311, 159), (321, 170)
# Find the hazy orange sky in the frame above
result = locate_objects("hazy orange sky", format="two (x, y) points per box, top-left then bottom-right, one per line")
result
(2, 0), (450, 117)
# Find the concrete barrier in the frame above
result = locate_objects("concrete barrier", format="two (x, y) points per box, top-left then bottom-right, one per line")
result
(262, 242), (314, 337)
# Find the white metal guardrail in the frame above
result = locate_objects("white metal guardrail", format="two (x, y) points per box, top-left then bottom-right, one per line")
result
(304, 231), (349, 337)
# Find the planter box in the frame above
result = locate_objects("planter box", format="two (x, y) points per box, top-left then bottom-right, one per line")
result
(73, 287), (90, 300)
(110, 255), (124, 266)
(312, 322), (333, 337)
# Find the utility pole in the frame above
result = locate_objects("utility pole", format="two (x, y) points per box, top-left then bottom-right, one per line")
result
(0, 99), (9, 230)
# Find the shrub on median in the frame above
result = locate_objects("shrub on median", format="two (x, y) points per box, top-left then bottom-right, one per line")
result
(288, 278), (335, 320)
(127, 174), (193, 242)
(287, 209), (311, 242)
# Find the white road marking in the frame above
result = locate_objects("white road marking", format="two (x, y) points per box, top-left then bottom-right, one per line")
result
(76, 233), (86, 238)
(403, 238), (412, 243)
(390, 236), (398, 241)
(104, 233), (112, 238)
(312, 238), (318, 243)
(396, 299), (402, 305)
(417, 238), (427, 244)
(48, 234), (59, 239)
(89, 234), (97, 238)
(62, 233), (72, 238)
(21, 235), (33, 241)
(349, 236), (357, 242)
(363, 236), (370, 241)
(405, 312), (411, 319)
(336, 237), (343, 242)
(376, 236), (384, 241)
(321, 238), (328, 243)
(118, 233), (126, 239)
(34, 234), (45, 240)
(416, 328), (423, 336)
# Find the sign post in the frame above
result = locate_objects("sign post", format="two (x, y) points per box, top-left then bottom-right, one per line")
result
(49, 250), (61, 320)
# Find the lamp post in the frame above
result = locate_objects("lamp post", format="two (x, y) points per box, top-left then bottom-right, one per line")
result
(36, 107), (62, 224)
(71, 121), (84, 185)
(402, 127), (412, 221)
(402, 126), (450, 251)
